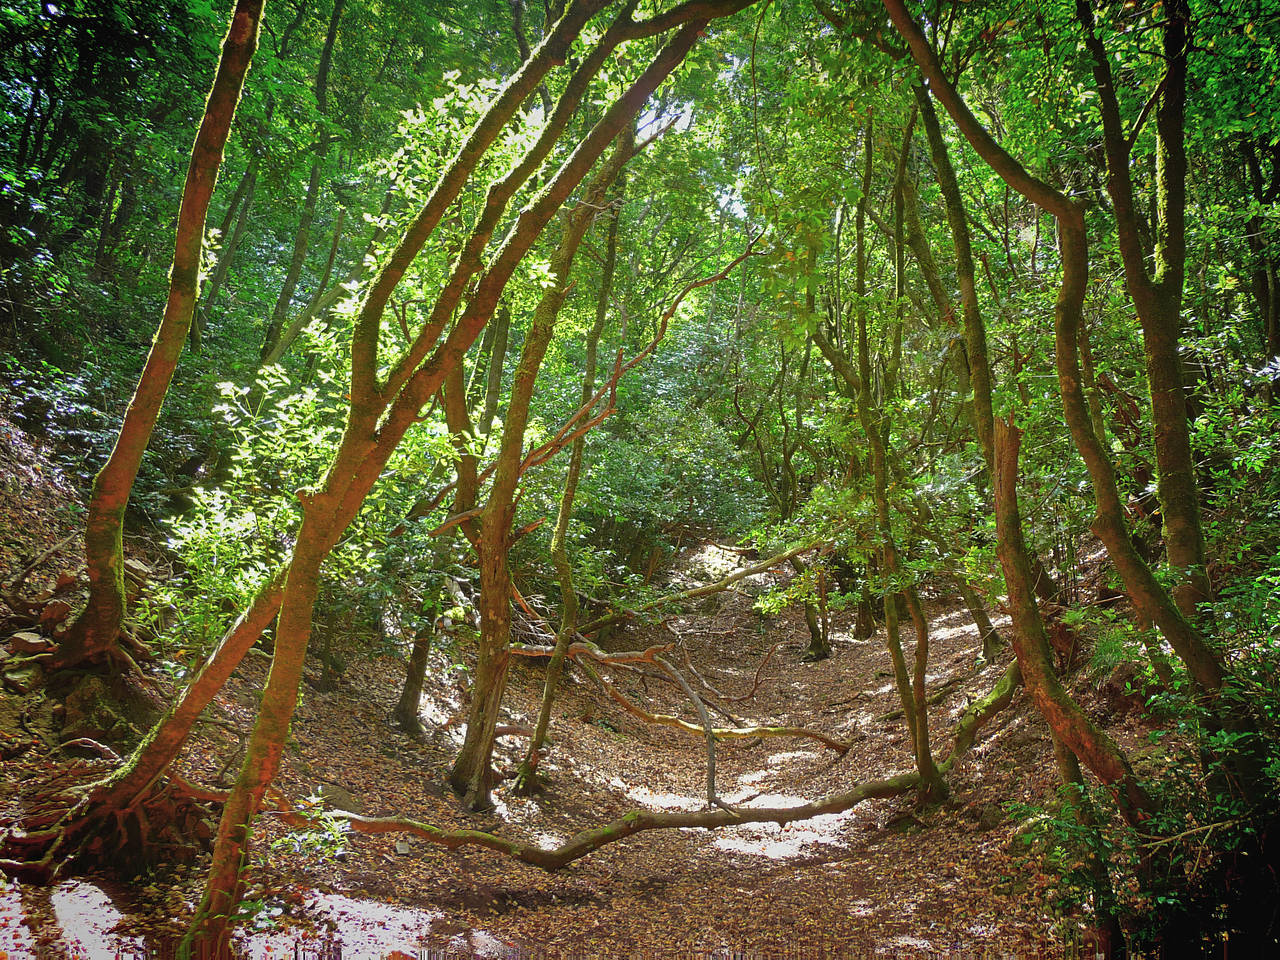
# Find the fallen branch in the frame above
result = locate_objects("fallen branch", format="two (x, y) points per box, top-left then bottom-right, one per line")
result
(58, 739), (121, 762)
(510, 638), (844, 753)
(669, 624), (779, 707)
(575, 655), (849, 755)
(267, 771), (920, 871)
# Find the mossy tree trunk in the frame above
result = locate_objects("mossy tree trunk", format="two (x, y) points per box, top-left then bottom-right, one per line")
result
(56, 0), (265, 672)
(516, 170), (623, 793)
(891, 0), (1152, 821)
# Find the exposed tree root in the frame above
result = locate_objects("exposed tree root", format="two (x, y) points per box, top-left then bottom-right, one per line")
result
(0, 765), (217, 882)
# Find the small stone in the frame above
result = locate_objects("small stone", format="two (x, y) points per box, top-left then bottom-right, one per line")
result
(8, 631), (53, 655)
(394, 839), (412, 855)
(315, 782), (363, 814)
(3, 662), (42, 694)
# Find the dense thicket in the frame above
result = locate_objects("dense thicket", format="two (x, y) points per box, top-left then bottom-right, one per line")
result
(2, 0), (1279, 956)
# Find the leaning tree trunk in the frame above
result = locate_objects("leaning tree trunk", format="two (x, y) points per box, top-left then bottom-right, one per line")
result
(55, 0), (265, 671)
(184, 14), (736, 952)
(892, 2), (1152, 821)
(850, 112), (942, 798)
(516, 170), (623, 793)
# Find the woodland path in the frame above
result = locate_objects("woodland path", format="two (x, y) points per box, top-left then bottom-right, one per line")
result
(1, 540), (1116, 958)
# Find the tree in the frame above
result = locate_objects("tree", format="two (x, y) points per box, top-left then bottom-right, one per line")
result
(54, 0), (266, 670)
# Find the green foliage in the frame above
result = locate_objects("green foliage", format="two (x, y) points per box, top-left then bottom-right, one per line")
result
(1011, 638), (1280, 951)
(271, 801), (351, 865)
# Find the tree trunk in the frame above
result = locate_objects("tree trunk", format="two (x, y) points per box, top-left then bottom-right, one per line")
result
(517, 173), (622, 793)
(453, 127), (633, 810)
(893, 23), (1152, 819)
(55, 0), (264, 671)
(851, 113), (941, 798)
(259, 0), (346, 362)
(393, 633), (433, 738)
(1075, 0), (1211, 621)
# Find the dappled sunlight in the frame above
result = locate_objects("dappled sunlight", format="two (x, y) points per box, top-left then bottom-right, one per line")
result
(712, 796), (860, 860)
(622, 782), (702, 811)
(50, 880), (145, 960)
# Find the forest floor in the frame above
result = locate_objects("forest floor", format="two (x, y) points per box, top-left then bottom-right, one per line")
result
(0, 417), (1160, 959)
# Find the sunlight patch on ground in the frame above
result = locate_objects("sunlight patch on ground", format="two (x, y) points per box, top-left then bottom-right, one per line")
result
(764, 749), (819, 766)
(736, 768), (772, 787)
(532, 831), (567, 850)
(621, 781), (701, 811)
(237, 892), (519, 959)
(670, 542), (748, 586)
(306, 892), (440, 954)
(414, 685), (462, 727)
(0, 878), (36, 957)
(712, 799), (858, 860)
(931, 620), (977, 643)
(930, 608), (973, 629)
(849, 899), (877, 917)
(50, 880), (145, 960)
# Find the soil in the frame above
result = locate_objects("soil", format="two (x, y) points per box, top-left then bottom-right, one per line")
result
(0, 418), (1158, 959)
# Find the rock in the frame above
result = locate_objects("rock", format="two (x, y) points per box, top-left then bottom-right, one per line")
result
(394, 839), (412, 855)
(315, 782), (363, 814)
(60, 676), (140, 745)
(1100, 660), (1147, 715)
(2, 661), (42, 694)
(123, 558), (152, 584)
(8, 631), (53, 655)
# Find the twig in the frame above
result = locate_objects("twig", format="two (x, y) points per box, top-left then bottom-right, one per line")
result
(2, 532), (78, 593)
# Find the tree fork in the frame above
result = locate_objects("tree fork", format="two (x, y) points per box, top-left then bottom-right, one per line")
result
(182, 9), (751, 952)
